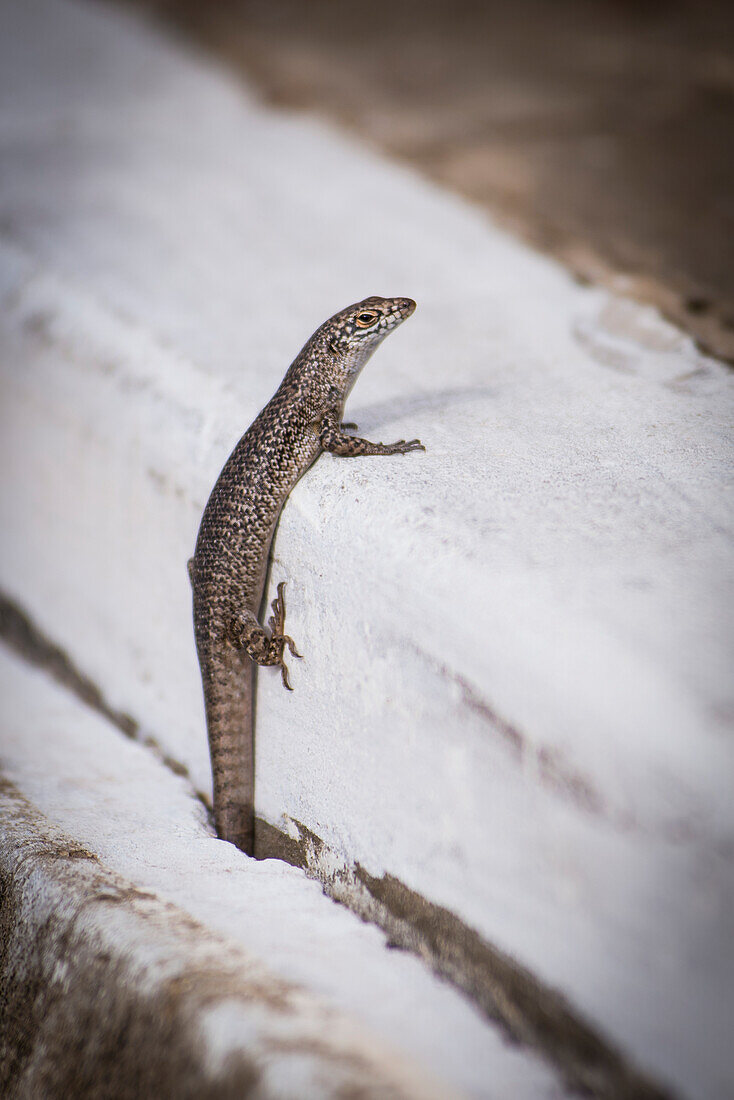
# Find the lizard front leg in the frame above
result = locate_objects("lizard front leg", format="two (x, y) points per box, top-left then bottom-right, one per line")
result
(320, 406), (424, 457)
(229, 582), (302, 690)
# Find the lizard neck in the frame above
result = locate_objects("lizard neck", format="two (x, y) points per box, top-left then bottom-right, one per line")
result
(290, 331), (378, 412)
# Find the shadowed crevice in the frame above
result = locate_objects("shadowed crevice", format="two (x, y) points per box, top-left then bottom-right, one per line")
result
(0, 591), (213, 822)
(255, 816), (677, 1100)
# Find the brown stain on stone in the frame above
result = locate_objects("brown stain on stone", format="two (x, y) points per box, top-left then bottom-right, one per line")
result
(0, 594), (137, 740)
(0, 781), (443, 1100)
(0, 592), (213, 820)
(416, 646), (614, 825)
(255, 816), (677, 1100)
(0, 781), (256, 1099)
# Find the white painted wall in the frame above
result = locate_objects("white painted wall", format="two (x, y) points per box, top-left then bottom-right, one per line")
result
(0, 2), (732, 1097)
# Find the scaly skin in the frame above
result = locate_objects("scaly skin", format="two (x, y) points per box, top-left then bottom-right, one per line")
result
(191, 296), (422, 853)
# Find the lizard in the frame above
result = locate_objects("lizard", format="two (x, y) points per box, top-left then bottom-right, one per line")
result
(190, 295), (423, 854)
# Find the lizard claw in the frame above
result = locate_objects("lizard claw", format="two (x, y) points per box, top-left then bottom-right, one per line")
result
(269, 582), (287, 633)
(269, 582), (303, 689)
(392, 438), (425, 454)
(283, 634), (303, 659)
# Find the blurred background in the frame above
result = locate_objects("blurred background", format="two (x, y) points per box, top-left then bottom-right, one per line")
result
(126, 0), (734, 361)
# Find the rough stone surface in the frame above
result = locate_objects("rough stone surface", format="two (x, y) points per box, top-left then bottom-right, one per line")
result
(0, 777), (459, 1100)
(0, 2), (732, 1099)
(0, 646), (564, 1100)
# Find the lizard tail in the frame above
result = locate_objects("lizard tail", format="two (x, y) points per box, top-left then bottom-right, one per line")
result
(198, 642), (256, 855)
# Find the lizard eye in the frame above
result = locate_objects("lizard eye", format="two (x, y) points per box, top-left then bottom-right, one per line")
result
(355, 311), (379, 328)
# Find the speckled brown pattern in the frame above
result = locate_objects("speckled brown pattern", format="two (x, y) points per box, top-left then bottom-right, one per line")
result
(191, 296), (422, 853)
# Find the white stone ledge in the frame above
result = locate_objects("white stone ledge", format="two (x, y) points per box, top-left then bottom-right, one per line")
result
(0, 2), (732, 1098)
(0, 646), (559, 1100)
(0, 785), (449, 1100)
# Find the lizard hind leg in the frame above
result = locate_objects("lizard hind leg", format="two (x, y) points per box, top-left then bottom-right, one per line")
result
(267, 581), (303, 690)
(229, 582), (302, 691)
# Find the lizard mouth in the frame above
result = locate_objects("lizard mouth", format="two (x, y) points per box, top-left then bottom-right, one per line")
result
(393, 297), (416, 320)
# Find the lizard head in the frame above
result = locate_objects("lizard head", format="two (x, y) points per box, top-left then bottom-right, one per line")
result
(323, 295), (416, 386)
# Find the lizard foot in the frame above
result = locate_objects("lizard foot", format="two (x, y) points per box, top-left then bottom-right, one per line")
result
(267, 581), (303, 690)
(381, 438), (425, 454)
(230, 584), (302, 689)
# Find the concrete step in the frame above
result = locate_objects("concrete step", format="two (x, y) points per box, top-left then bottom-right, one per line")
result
(0, 645), (563, 1099)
